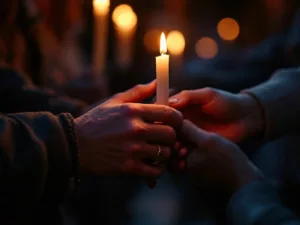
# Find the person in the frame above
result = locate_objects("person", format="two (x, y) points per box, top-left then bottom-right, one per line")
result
(0, 81), (183, 225)
(170, 68), (300, 224)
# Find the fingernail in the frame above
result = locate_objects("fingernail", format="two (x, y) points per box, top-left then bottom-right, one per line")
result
(169, 98), (179, 104)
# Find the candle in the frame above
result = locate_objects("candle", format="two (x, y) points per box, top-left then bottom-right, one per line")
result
(112, 5), (137, 71)
(156, 33), (169, 105)
(93, 0), (110, 77)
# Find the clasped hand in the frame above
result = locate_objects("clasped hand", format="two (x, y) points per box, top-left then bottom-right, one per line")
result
(75, 83), (264, 194)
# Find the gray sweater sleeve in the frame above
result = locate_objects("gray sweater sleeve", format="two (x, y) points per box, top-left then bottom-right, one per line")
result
(243, 68), (300, 140)
(227, 181), (300, 225)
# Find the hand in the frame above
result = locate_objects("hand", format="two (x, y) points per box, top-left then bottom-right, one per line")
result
(169, 88), (265, 143)
(182, 120), (263, 194)
(75, 81), (183, 178)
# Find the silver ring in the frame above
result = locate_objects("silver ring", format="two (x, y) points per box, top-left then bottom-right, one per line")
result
(153, 145), (163, 165)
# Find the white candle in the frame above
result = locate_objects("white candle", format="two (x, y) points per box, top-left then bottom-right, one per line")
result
(112, 5), (137, 71)
(93, 0), (110, 77)
(156, 33), (169, 105)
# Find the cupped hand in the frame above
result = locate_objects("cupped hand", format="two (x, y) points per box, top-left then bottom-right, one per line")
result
(75, 81), (183, 178)
(182, 120), (263, 194)
(169, 88), (264, 143)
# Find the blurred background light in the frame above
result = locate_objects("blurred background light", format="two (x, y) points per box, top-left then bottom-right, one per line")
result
(112, 4), (133, 23)
(217, 17), (240, 41)
(195, 37), (218, 59)
(144, 29), (162, 53)
(113, 5), (137, 31)
(167, 30), (185, 55)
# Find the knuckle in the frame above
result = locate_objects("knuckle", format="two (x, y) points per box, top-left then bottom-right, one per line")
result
(129, 120), (148, 136)
(133, 84), (144, 92)
(128, 143), (142, 154)
(202, 87), (217, 98)
(120, 104), (137, 116)
(180, 90), (190, 99)
(122, 160), (137, 173)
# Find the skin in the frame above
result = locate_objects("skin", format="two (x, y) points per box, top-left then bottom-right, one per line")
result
(182, 120), (264, 195)
(75, 81), (183, 178)
(169, 87), (265, 143)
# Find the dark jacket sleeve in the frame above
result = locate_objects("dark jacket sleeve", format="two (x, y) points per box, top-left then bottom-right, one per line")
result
(243, 68), (300, 140)
(0, 112), (77, 223)
(227, 181), (300, 225)
(0, 67), (87, 116)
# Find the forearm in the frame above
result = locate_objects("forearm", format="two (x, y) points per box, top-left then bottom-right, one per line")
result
(227, 181), (300, 225)
(242, 68), (300, 140)
(0, 112), (77, 221)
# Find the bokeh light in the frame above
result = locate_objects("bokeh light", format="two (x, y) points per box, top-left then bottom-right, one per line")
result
(144, 29), (162, 53)
(217, 18), (240, 41)
(112, 4), (133, 23)
(195, 37), (218, 59)
(166, 30), (185, 55)
(93, 0), (110, 15)
(112, 4), (137, 31)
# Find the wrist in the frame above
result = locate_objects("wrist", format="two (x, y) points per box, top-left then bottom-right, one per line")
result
(238, 93), (266, 140)
(231, 161), (264, 194)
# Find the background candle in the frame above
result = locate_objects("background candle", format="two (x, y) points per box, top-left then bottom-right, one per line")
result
(156, 33), (169, 105)
(93, 0), (110, 78)
(112, 4), (137, 71)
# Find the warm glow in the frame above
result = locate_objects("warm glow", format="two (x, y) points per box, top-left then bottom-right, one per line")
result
(160, 33), (167, 55)
(217, 18), (240, 41)
(93, 0), (110, 15)
(112, 4), (133, 23)
(144, 29), (162, 53)
(195, 37), (218, 59)
(113, 5), (137, 31)
(167, 30), (185, 55)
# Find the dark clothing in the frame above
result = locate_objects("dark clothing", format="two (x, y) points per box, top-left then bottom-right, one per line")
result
(224, 67), (300, 224)
(0, 67), (86, 116)
(0, 112), (77, 225)
(227, 181), (300, 225)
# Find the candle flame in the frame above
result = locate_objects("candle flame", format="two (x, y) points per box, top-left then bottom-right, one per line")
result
(160, 33), (167, 55)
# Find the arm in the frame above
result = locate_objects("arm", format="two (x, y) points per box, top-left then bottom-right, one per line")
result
(243, 68), (300, 140)
(0, 67), (87, 116)
(0, 112), (77, 223)
(227, 181), (300, 225)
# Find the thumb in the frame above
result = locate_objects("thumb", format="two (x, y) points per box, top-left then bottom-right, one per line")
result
(113, 80), (156, 103)
(169, 88), (217, 109)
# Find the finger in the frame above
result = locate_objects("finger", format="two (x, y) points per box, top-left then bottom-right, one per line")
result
(142, 124), (177, 145)
(168, 88), (217, 109)
(134, 162), (164, 177)
(129, 142), (171, 161)
(138, 104), (183, 128)
(151, 88), (179, 103)
(113, 80), (156, 103)
(145, 178), (156, 189)
(182, 120), (215, 149)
